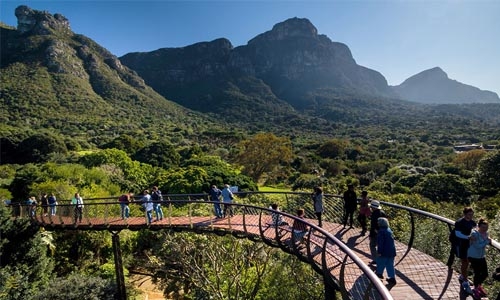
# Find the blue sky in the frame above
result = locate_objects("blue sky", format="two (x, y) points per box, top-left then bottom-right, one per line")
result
(1, 0), (499, 95)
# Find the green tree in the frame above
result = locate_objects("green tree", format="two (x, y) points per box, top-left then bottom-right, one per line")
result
(235, 133), (293, 182)
(132, 141), (181, 169)
(79, 149), (155, 191)
(474, 151), (500, 197)
(101, 134), (145, 155)
(17, 133), (68, 164)
(413, 174), (471, 204)
(138, 232), (323, 300)
(317, 139), (348, 159)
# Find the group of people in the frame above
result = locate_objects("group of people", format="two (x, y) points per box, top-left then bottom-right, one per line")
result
(268, 185), (397, 285)
(118, 186), (164, 225)
(27, 192), (80, 222)
(452, 207), (493, 299)
(209, 184), (235, 219)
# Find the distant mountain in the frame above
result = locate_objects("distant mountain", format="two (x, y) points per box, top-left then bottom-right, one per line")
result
(120, 17), (396, 117)
(392, 67), (500, 104)
(0, 5), (203, 146)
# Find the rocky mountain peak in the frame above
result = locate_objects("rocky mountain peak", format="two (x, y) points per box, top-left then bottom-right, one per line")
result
(248, 17), (318, 45)
(15, 5), (71, 35)
(393, 67), (500, 104)
(406, 67), (448, 83)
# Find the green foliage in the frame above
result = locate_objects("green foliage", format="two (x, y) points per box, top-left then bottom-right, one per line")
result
(134, 231), (323, 300)
(132, 140), (181, 170)
(101, 134), (145, 155)
(0, 204), (54, 300)
(474, 151), (500, 197)
(79, 148), (155, 192)
(32, 273), (115, 300)
(17, 133), (68, 164)
(235, 133), (293, 182)
(412, 174), (471, 204)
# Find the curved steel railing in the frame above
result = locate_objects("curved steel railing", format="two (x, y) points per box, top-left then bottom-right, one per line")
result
(11, 197), (393, 300)
(10, 191), (500, 299)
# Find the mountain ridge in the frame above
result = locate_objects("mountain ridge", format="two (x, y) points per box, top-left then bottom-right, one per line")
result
(392, 67), (500, 104)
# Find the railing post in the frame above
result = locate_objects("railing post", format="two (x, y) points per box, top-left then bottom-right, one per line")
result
(111, 231), (126, 300)
(324, 277), (337, 300)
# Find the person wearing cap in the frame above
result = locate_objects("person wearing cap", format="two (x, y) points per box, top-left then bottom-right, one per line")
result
(342, 184), (357, 228)
(369, 200), (386, 265)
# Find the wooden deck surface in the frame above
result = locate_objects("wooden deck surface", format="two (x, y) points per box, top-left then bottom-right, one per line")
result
(36, 214), (466, 300)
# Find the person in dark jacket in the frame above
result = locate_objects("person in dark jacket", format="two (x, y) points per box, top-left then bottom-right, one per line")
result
(209, 185), (223, 218)
(369, 200), (386, 264)
(376, 217), (397, 285)
(342, 184), (357, 228)
(455, 207), (476, 294)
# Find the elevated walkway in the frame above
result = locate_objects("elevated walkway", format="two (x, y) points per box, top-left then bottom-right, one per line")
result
(11, 192), (500, 300)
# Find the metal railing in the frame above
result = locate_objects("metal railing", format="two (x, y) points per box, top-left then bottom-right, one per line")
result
(9, 191), (500, 299)
(10, 195), (393, 300)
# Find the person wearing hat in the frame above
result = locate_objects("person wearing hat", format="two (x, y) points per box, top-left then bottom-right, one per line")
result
(369, 200), (386, 265)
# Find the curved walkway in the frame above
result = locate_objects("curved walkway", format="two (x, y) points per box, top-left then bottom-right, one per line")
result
(35, 211), (462, 300)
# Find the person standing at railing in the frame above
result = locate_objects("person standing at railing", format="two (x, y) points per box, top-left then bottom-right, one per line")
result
(151, 186), (164, 221)
(48, 192), (57, 216)
(376, 217), (397, 285)
(209, 185), (223, 219)
(311, 186), (324, 227)
(467, 218), (491, 298)
(357, 191), (371, 236)
(141, 189), (154, 225)
(26, 196), (37, 217)
(71, 192), (84, 223)
(292, 208), (309, 245)
(221, 184), (234, 218)
(369, 200), (386, 265)
(455, 206), (476, 293)
(118, 192), (133, 219)
(342, 184), (357, 228)
(40, 193), (48, 216)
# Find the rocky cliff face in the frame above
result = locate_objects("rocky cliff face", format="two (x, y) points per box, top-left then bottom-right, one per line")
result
(392, 67), (500, 104)
(1, 6), (146, 89)
(15, 5), (71, 35)
(120, 17), (395, 111)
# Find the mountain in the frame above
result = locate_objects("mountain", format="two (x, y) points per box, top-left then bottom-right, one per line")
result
(392, 67), (500, 104)
(0, 5), (204, 147)
(120, 17), (396, 117)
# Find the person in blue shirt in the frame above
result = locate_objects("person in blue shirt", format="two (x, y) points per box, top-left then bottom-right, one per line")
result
(141, 189), (153, 225)
(376, 217), (397, 285)
(221, 184), (234, 218)
(467, 218), (491, 298)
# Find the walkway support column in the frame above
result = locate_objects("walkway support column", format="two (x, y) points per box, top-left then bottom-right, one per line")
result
(324, 277), (337, 300)
(111, 231), (126, 300)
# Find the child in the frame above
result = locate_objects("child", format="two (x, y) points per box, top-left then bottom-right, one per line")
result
(270, 203), (288, 226)
(357, 190), (371, 235)
(292, 208), (308, 244)
(467, 218), (491, 298)
(376, 217), (397, 285)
